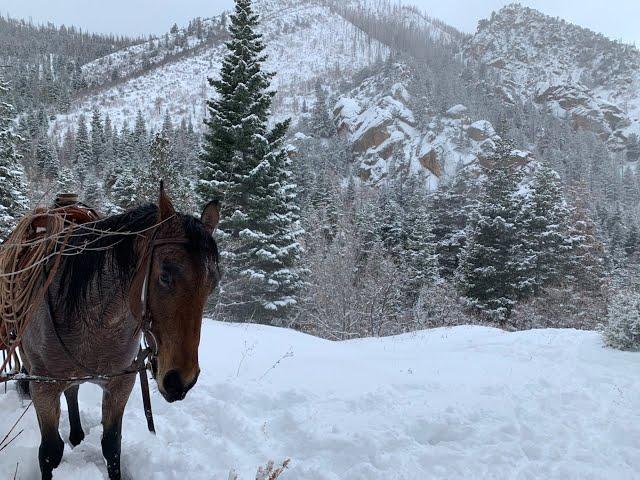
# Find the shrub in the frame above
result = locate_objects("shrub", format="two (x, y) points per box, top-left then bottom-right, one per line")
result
(602, 291), (640, 351)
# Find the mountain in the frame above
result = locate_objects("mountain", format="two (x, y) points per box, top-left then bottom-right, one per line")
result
(49, 0), (488, 189)
(51, 0), (395, 137)
(45, 0), (640, 187)
(464, 3), (640, 152)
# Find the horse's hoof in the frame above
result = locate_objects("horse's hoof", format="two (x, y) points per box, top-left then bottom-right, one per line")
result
(69, 429), (85, 447)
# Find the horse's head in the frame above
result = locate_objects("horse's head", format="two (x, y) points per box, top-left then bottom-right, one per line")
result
(130, 184), (221, 403)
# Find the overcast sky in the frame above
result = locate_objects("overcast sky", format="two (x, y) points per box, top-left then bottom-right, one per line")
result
(1, 0), (638, 46)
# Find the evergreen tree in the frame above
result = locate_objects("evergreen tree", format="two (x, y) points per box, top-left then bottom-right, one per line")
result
(401, 177), (438, 292)
(36, 135), (60, 178)
(74, 114), (91, 177)
(90, 105), (104, 167)
(0, 78), (28, 237)
(456, 138), (528, 325)
(111, 166), (138, 211)
(139, 132), (193, 211)
(519, 163), (572, 294)
(429, 171), (475, 278)
(311, 81), (334, 138)
(56, 166), (79, 194)
(198, 0), (302, 325)
(602, 291), (640, 351)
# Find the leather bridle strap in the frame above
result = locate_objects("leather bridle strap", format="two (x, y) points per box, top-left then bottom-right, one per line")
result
(134, 231), (189, 434)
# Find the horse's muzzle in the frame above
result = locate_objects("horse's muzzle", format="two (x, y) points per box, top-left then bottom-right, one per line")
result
(160, 369), (199, 403)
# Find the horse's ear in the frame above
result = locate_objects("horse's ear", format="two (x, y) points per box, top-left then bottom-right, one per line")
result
(201, 200), (220, 234)
(158, 180), (176, 221)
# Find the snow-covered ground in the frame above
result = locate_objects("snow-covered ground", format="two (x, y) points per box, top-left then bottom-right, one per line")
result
(1, 321), (639, 479)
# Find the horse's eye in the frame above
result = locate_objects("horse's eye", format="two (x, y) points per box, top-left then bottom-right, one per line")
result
(159, 270), (172, 286)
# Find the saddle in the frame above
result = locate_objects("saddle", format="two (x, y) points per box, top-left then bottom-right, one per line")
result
(0, 194), (100, 351)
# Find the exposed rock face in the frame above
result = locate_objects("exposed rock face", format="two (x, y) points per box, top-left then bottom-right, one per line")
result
(467, 120), (496, 142)
(329, 63), (523, 188)
(465, 3), (640, 153)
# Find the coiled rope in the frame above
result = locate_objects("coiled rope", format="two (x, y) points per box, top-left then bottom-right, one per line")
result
(0, 207), (87, 376)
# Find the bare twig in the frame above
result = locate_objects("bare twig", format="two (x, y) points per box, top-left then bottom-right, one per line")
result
(258, 349), (293, 381)
(0, 402), (31, 454)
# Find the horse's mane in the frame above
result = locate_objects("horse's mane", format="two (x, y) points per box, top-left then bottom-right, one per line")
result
(59, 204), (218, 318)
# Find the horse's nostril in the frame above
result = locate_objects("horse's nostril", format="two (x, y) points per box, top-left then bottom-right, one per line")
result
(162, 370), (184, 401)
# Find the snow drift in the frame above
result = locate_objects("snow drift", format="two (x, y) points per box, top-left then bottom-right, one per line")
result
(0, 321), (639, 479)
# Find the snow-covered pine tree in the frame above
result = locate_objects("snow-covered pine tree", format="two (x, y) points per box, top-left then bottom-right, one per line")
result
(56, 166), (79, 194)
(84, 175), (104, 211)
(133, 110), (149, 165)
(90, 106), (104, 168)
(519, 163), (572, 294)
(36, 135), (60, 178)
(311, 81), (334, 138)
(429, 170), (475, 278)
(455, 137), (528, 325)
(0, 78), (28, 238)
(401, 176), (438, 293)
(139, 132), (193, 212)
(111, 166), (138, 212)
(198, 0), (302, 325)
(74, 114), (91, 185)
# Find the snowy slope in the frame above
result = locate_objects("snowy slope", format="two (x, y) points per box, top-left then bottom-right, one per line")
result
(1, 321), (639, 479)
(50, 0), (388, 138)
(465, 3), (640, 151)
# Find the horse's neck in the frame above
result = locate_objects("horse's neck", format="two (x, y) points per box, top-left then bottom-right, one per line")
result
(63, 260), (138, 336)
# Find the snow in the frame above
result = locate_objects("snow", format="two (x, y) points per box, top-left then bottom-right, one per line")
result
(1, 321), (639, 479)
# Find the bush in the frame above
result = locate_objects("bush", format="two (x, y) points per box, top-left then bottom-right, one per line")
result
(602, 291), (640, 351)
(228, 459), (290, 480)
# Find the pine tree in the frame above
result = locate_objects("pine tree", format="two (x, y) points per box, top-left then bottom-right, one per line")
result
(0, 78), (28, 237)
(198, 0), (302, 325)
(74, 114), (91, 181)
(455, 138), (528, 325)
(139, 132), (193, 211)
(90, 106), (104, 168)
(429, 170), (476, 278)
(56, 166), (79, 194)
(111, 166), (138, 211)
(402, 177), (438, 292)
(36, 135), (60, 178)
(311, 81), (334, 138)
(519, 163), (572, 294)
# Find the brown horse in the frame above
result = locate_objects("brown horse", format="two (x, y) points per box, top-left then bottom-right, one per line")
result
(18, 185), (220, 480)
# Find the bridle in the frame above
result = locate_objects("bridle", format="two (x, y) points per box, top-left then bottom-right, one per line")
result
(133, 225), (190, 375)
(123, 223), (190, 433)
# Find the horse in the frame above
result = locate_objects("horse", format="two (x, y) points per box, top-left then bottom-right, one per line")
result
(17, 184), (221, 480)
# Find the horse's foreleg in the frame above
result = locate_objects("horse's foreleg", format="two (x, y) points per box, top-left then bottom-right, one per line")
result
(31, 382), (66, 480)
(101, 374), (136, 480)
(64, 385), (85, 447)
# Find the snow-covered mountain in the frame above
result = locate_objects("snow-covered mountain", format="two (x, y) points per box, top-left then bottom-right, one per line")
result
(51, 0), (394, 137)
(464, 3), (640, 152)
(331, 62), (518, 188)
(47, 0), (640, 187)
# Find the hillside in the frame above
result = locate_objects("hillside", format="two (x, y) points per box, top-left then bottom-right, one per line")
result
(1, 321), (638, 479)
(464, 3), (640, 152)
(0, 15), (141, 112)
(50, 0), (394, 137)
